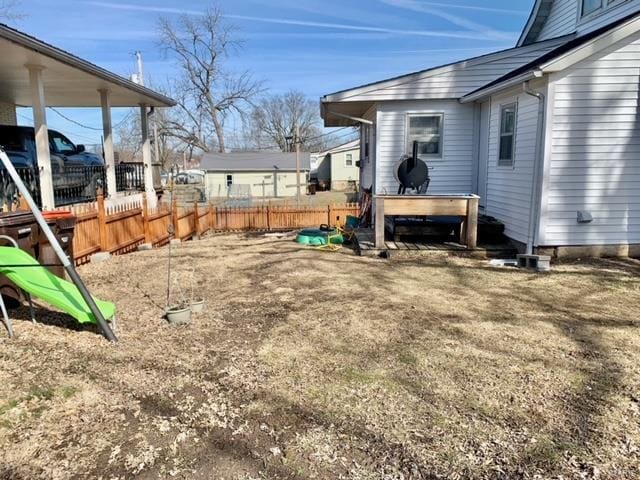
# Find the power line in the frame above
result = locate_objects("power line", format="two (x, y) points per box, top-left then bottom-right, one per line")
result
(48, 108), (103, 131)
(247, 126), (357, 152)
(16, 113), (102, 144)
(303, 126), (354, 143)
(48, 107), (133, 132)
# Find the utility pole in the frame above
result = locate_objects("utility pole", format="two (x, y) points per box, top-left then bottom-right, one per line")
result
(135, 51), (145, 86)
(295, 124), (301, 205)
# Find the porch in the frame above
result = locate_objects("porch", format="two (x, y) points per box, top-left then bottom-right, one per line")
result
(0, 24), (175, 211)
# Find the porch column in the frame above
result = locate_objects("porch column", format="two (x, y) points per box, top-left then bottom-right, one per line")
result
(139, 105), (156, 208)
(28, 65), (55, 210)
(99, 89), (117, 198)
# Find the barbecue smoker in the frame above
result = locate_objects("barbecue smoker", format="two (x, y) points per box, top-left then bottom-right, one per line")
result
(394, 141), (431, 195)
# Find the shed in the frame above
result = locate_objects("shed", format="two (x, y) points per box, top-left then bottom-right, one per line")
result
(200, 151), (311, 199)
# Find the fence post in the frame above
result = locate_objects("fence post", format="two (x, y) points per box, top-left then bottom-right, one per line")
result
(97, 190), (108, 252)
(142, 193), (151, 244)
(328, 203), (333, 226)
(212, 204), (217, 231)
(172, 195), (180, 240)
(193, 200), (200, 236)
(266, 202), (271, 231)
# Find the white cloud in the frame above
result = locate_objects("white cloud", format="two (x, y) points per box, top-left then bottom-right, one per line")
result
(86, 1), (515, 41)
(379, 0), (517, 41)
(407, 1), (529, 15)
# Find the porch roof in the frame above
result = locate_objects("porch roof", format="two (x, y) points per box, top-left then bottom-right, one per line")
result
(0, 23), (175, 108)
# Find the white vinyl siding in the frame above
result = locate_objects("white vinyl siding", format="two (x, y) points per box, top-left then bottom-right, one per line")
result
(537, 0), (579, 40)
(485, 90), (542, 244)
(539, 32), (640, 246)
(535, 0), (640, 43)
(375, 100), (475, 195)
(327, 37), (568, 102)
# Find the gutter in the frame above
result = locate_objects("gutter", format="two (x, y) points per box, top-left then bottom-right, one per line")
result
(461, 71), (537, 104)
(522, 80), (546, 255)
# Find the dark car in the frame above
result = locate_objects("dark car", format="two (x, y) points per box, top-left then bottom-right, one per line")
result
(0, 125), (105, 206)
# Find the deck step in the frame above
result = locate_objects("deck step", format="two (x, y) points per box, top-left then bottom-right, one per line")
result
(354, 228), (517, 259)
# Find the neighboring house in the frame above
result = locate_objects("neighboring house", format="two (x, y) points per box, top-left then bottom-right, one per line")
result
(321, 0), (640, 257)
(200, 151), (311, 199)
(311, 139), (361, 191)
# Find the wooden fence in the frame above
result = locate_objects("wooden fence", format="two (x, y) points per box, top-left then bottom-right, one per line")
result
(61, 196), (359, 265)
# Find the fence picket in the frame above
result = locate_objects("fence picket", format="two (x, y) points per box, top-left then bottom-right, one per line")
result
(61, 200), (358, 265)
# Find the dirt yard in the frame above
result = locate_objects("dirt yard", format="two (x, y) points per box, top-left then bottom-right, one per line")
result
(1, 234), (639, 479)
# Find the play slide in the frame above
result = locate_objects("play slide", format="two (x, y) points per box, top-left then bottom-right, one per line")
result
(0, 246), (116, 324)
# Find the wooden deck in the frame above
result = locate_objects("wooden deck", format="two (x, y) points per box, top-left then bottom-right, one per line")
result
(354, 228), (517, 258)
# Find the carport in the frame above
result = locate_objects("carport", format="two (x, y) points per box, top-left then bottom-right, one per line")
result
(0, 24), (175, 210)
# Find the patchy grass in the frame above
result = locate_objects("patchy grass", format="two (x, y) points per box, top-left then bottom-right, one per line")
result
(0, 234), (639, 479)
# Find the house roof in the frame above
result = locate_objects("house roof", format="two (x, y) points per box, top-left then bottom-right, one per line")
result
(462, 10), (640, 102)
(0, 23), (175, 108)
(328, 139), (360, 154)
(200, 151), (311, 172)
(321, 35), (570, 126)
(518, 0), (556, 47)
(318, 139), (360, 156)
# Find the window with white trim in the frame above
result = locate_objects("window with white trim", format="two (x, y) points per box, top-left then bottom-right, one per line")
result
(498, 104), (517, 167)
(582, 0), (602, 16)
(406, 114), (443, 160)
(226, 174), (233, 187)
(345, 153), (353, 167)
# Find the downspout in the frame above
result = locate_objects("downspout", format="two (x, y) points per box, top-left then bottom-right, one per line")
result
(522, 79), (546, 255)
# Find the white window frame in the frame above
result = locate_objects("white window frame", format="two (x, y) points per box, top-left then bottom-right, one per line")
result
(226, 174), (233, 187)
(580, 0), (628, 20)
(498, 103), (517, 168)
(345, 153), (354, 167)
(405, 113), (444, 161)
(581, 0), (603, 17)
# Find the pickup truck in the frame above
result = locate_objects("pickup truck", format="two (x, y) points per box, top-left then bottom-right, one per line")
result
(0, 125), (105, 206)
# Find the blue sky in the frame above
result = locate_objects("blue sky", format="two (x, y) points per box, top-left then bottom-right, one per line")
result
(14, 0), (534, 146)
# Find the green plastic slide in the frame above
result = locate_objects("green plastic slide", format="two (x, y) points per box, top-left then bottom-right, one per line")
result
(0, 246), (115, 324)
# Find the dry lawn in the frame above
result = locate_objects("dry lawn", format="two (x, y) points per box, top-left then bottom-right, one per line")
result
(0, 234), (639, 479)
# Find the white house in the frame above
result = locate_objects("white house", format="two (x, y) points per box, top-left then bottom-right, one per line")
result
(311, 139), (360, 191)
(321, 0), (640, 257)
(200, 151), (311, 199)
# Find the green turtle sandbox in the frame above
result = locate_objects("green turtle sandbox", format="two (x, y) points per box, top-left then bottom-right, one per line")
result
(296, 228), (344, 246)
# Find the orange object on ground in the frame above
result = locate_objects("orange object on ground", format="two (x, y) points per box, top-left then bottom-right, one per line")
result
(42, 210), (74, 220)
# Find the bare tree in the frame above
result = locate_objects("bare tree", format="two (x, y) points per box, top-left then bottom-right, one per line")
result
(158, 7), (261, 153)
(114, 107), (197, 171)
(0, 0), (24, 21)
(244, 90), (356, 152)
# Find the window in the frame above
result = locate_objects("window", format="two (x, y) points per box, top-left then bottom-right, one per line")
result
(498, 104), (517, 167)
(407, 114), (443, 160)
(226, 174), (233, 187)
(582, 0), (602, 16)
(49, 132), (77, 155)
(345, 153), (353, 167)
